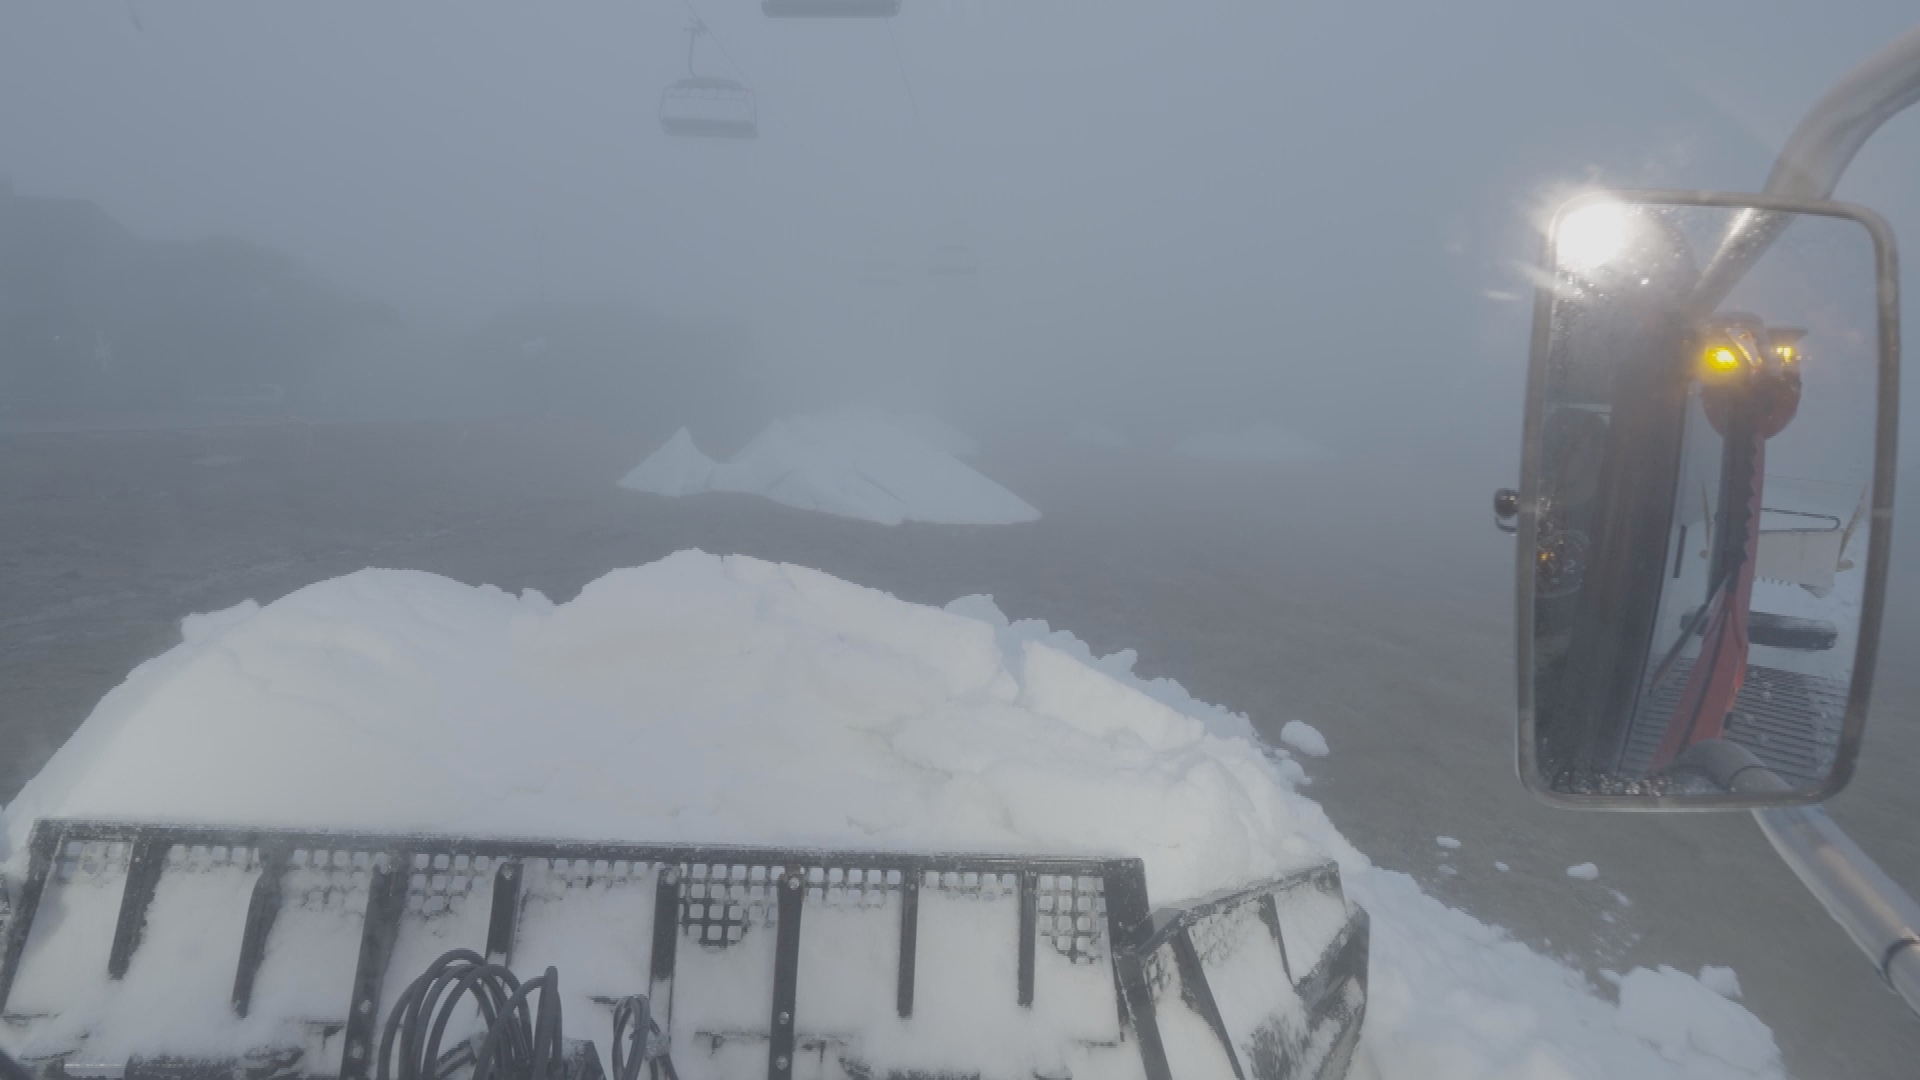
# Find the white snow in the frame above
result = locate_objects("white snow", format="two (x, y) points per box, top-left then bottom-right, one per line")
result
(618, 413), (1037, 526)
(1436, 836), (1461, 850)
(897, 411), (981, 457)
(1567, 863), (1601, 881)
(1173, 424), (1330, 464)
(617, 427), (713, 496)
(1, 554), (1289, 903)
(1697, 966), (1744, 1001)
(1495, 861), (1510, 872)
(1613, 967), (1776, 1073)
(1279, 719), (1330, 757)
(0, 553), (1785, 1080)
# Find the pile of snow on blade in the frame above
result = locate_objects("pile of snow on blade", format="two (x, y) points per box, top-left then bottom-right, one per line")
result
(619, 412), (1035, 526)
(1175, 423), (1330, 464)
(1, 553), (1784, 1079)
(2, 553), (1291, 904)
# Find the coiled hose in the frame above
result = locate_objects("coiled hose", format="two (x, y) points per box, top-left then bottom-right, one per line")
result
(378, 949), (673, 1080)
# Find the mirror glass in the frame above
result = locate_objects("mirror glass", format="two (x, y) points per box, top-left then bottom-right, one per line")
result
(1524, 194), (1888, 803)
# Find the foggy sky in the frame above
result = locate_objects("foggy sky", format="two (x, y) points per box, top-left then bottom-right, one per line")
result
(4, 1), (1919, 448)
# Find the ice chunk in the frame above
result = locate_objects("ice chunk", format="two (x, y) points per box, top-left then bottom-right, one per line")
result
(619, 413), (1036, 526)
(1279, 720), (1330, 757)
(617, 427), (716, 496)
(1566, 862), (1600, 881)
(1435, 836), (1461, 850)
(1697, 965), (1743, 1001)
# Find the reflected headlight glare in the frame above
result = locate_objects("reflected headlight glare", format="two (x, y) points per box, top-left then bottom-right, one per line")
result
(1774, 345), (1797, 364)
(1555, 201), (1631, 274)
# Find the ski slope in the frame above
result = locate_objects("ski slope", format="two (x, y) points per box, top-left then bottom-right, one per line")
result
(619, 413), (1037, 526)
(1, 553), (1781, 1079)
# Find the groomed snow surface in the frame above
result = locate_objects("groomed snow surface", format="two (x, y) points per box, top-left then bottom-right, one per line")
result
(0, 553), (1783, 1080)
(619, 412), (1036, 526)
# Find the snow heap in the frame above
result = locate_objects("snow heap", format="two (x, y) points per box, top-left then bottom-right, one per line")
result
(1, 553), (1783, 1080)
(895, 411), (980, 458)
(1174, 424), (1330, 464)
(619, 413), (1036, 526)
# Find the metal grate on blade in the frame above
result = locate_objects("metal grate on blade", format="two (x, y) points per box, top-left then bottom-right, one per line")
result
(1035, 874), (1107, 965)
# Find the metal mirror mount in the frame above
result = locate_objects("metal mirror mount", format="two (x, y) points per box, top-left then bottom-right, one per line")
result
(1516, 190), (1899, 808)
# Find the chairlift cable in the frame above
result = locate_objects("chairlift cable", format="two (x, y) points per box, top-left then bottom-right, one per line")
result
(662, 1), (763, 140)
(677, 0), (755, 92)
(883, 19), (921, 130)
(675, 0), (795, 130)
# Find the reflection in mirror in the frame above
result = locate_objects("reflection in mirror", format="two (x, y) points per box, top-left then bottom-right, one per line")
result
(1525, 195), (1888, 803)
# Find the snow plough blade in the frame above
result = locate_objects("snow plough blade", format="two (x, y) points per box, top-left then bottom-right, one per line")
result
(0, 820), (1367, 1080)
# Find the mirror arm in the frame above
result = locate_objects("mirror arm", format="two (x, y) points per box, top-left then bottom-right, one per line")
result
(1699, 24), (1920, 1018)
(1757, 805), (1920, 1020)
(1694, 23), (1920, 311)
(1682, 739), (1920, 1018)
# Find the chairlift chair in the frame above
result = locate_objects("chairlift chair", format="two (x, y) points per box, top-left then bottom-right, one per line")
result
(660, 76), (759, 139)
(660, 20), (759, 140)
(762, 0), (902, 17)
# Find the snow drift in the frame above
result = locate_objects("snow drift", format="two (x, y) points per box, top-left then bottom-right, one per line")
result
(619, 413), (1036, 526)
(1175, 424), (1330, 464)
(1, 554), (1782, 1079)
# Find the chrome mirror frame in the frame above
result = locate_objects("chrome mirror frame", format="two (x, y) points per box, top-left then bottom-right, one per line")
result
(1516, 188), (1901, 809)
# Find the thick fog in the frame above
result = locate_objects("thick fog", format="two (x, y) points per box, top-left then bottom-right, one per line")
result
(4, 1), (1919, 456)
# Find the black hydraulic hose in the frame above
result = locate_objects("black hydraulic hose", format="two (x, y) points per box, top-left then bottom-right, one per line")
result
(610, 995), (658, 1080)
(472, 968), (565, 1080)
(380, 949), (678, 1080)
(378, 949), (566, 1080)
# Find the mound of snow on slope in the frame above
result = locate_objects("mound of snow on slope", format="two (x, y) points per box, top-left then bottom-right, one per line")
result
(619, 413), (1035, 526)
(1175, 424), (1330, 464)
(617, 427), (714, 495)
(1, 554), (1781, 1079)
(897, 411), (980, 457)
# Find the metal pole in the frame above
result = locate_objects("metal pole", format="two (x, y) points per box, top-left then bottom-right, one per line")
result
(1727, 20), (1920, 1020)
(1755, 805), (1920, 1017)
(1675, 739), (1920, 1016)
(1692, 24), (1920, 312)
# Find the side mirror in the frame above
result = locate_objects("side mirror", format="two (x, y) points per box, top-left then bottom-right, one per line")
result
(1516, 190), (1899, 807)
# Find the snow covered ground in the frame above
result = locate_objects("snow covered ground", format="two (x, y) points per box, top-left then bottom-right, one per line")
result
(1175, 424), (1331, 465)
(0, 552), (1783, 1079)
(619, 412), (1036, 526)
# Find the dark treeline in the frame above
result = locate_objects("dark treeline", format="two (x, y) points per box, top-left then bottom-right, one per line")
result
(0, 178), (390, 415)
(0, 180), (757, 434)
